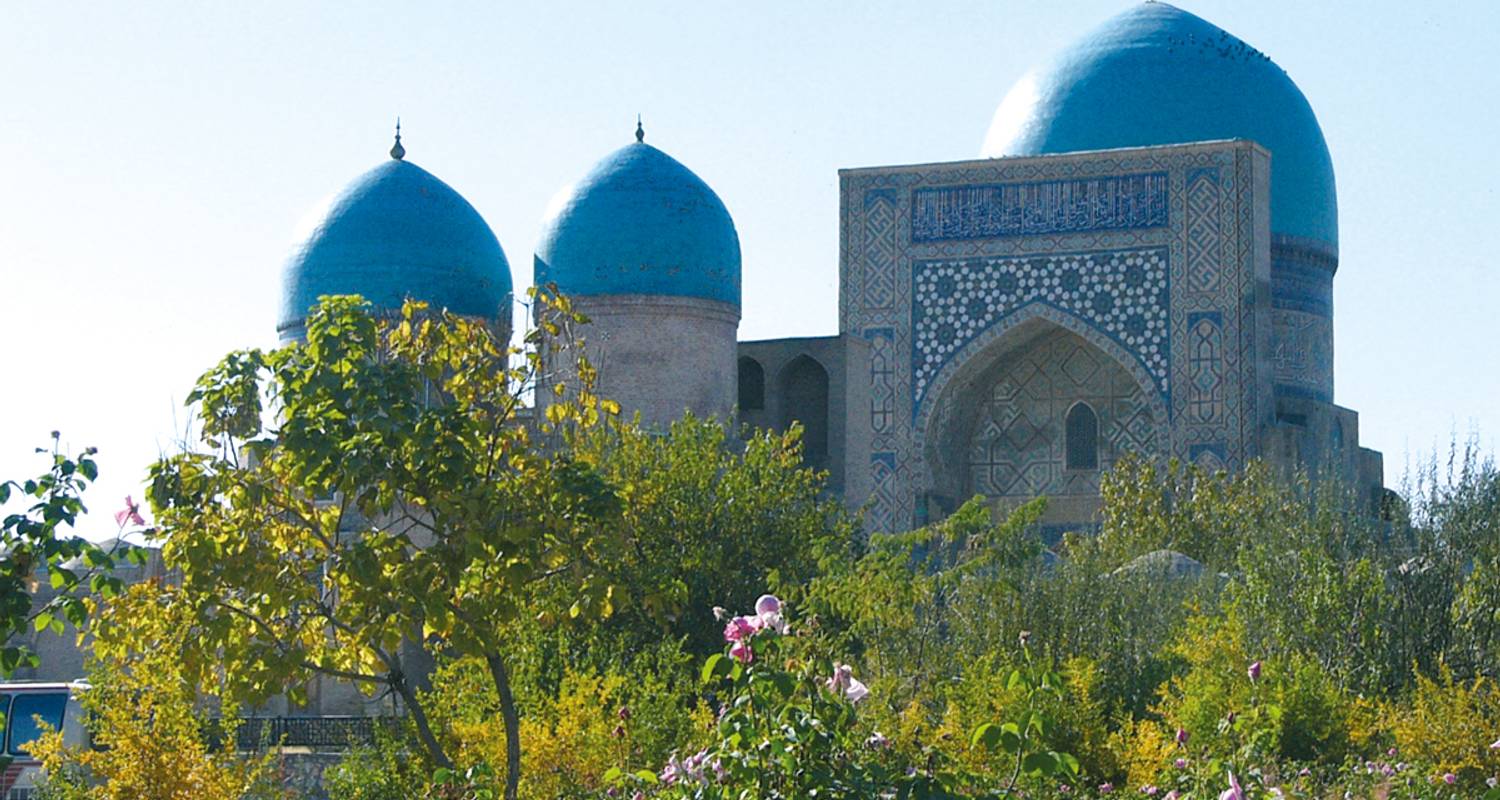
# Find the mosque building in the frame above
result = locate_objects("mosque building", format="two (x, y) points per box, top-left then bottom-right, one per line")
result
(278, 1), (1384, 536)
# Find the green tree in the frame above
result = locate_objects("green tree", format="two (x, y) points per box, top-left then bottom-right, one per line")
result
(575, 415), (856, 653)
(32, 583), (285, 800)
(1, 432), (138, 676)
(119, 294), (624, 800)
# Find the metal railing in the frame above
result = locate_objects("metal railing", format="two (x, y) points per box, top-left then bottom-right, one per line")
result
(228, 716), (402, 751)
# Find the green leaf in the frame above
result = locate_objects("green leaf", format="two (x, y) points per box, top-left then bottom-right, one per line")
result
(701, 653), (727, 684)
(1022, 751), (1057, 776)
(1006, 668), (1025, 691)
(970, 722), (995, 751)
(1000, 727), (1022, 753)
(770, 671), (796, 699)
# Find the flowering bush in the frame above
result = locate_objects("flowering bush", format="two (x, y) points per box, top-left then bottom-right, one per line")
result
(603, 594), (1080, 799)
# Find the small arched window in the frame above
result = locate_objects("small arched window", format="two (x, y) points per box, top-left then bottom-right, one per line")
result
(780, 355), (830, 468)
(738, 357), (765, 411)
(1065, 401), (1099, 471)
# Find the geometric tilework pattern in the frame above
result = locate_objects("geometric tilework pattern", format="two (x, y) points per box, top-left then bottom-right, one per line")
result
(1187, 313), (1225, 423)
(866, 328), (896, 436)
(910, 172), (1169, 243)
(967, 330), (1156, 497)
(1271, 309), (1333, 401)
(862, 193), (898, 311)
(838, 141), (1271, 533)
(913, 248), (1170, 410)
(1185, 169), (1222, 293)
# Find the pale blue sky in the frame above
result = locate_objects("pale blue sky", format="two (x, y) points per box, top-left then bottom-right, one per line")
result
(2, 1), (1496, 534)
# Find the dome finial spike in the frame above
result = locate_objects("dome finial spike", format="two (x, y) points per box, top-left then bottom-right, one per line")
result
(390, 117), (406, 160)
(635, 114), (644, 143)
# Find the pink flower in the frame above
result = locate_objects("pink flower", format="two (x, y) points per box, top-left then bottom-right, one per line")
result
(1219, 771), (1245, 800)
(1164, 792), (1180, 800)
(1175, 728), (1189, 747)
(1491, 737), (1500, 749)
(1174, 758), (1188, 769)
(729, 640), (753, 664)
(723, 616), (757, 642)
(755, 594), (781, 615)
(1141, 786), (1158, 796)
(1442, 773), (1457, 785)
(1099, 782), (1115, 794)
(114, 495), (145, 528)
(750, 594), (789, 635)
(825, 663), (869, 704)
(1247, 661), (1262, 682)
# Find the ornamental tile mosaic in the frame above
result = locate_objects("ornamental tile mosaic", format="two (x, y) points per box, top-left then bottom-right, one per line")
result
(967, 331), (1157, 498)
(912, 248), (1170, 412)
(910, 173), (1170, 243)
(837, 141), (1274, 533)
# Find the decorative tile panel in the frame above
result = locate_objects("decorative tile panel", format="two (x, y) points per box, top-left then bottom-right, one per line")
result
(912, 248), (1170, 412)
(865, 327), (895, 438)
(838, 141), (1269, 533)
(862, 191), (899, 311)
(911, 173), (1170, 243)
(1271, 310), (1333, 402)
(1187, 311), (1225, 423)
(1185, 168), (1222, 293)
(967, 331), (1157, 498)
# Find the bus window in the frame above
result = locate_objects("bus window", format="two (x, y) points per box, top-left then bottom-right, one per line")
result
(8, 692), (67, 756)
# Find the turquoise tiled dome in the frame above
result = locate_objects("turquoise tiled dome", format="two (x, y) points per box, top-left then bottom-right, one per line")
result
(981, 2), (1337, 247)
(278, 150), (512, 341)
(534, 139), (741, 307)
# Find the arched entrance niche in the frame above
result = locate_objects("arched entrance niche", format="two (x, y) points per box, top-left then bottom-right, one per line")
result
(916, 307), (1168, 516)
(738, 356), (765, 411)
(778, 355), (830, 470)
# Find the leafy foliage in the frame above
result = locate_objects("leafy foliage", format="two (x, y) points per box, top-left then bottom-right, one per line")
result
(0, 433), (141, 676)
(119, 293), (624, 799)
(30, 584), (284, 800)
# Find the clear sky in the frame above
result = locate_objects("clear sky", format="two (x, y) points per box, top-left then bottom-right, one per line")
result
(2, 0), (1496, 535)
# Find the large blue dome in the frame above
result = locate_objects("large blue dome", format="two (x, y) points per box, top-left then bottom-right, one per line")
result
(981, 2), (1337, 248)
(279, 151), (512, 341)
(534, 139), (741, 307)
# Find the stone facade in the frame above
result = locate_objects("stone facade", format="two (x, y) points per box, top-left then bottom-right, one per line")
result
(725, 140), (1381, 533)
(543, 294), (741, 430)
(736, 336), (869, 498)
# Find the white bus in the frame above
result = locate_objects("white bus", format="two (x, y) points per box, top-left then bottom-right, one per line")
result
(0, 682), (90, 800)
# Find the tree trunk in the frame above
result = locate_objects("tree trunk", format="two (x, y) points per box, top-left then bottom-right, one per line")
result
(486, 652), (523, 800)
(390, 669), (453, 771)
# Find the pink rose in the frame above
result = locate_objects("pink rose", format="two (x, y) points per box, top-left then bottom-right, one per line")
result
(729, 640), (754, 664)
(826, 662), (869, 704)
(723, 616), (757, 642)
(755, 594), (781, 615)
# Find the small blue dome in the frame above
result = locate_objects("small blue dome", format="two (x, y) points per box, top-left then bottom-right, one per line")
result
(535, 141), (741, 307)
(279, 154), (512, 340)
(981, 2), (1337, 247)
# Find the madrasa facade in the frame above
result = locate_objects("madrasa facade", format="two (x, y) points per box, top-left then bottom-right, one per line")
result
(278, 2), (1384, 536)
